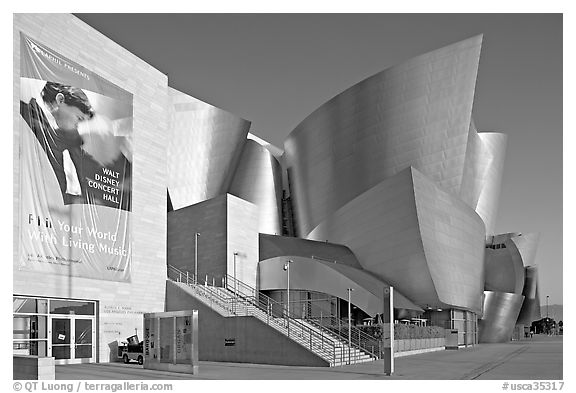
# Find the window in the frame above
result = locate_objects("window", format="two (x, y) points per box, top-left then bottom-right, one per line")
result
(13, 296), (96, 359)
(49, 300), (95, 315)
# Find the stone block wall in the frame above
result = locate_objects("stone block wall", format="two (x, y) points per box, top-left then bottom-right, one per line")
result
(13, 14), (168, 362)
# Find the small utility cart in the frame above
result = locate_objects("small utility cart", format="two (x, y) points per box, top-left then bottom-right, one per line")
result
(118, 334), (144, 365)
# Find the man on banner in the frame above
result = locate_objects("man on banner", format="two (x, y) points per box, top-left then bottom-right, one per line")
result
(20, 81), (132, 211)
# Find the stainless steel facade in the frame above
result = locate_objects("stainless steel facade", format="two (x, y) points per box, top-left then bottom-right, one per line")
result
(229, 139), (283, 235)
(478, 291), (525, 343)
(458, 124), (508, 236)
(308, 167), (486, 313)
(480, 233), (541, 341)
(167, 87), (250, 209)
(475, 133), (508, 234)
(284, 35), (483, 237)
(510, 233), (540, 268)
(161, 34), (541, 344)
(484, 238), (526, 294)
(459, 121), (486, 210)
(517, 266), (542, 325)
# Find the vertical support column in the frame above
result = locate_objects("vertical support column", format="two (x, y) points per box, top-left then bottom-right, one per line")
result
(382, 286), (394, 376)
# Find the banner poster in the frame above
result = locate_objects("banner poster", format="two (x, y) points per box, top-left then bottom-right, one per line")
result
(18, 33), (133, 282)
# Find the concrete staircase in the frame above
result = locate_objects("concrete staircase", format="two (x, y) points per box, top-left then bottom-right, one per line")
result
(168, 266), (376, 366)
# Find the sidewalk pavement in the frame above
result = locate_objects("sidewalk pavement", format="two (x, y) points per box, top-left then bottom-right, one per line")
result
(56, 334), (562, 380)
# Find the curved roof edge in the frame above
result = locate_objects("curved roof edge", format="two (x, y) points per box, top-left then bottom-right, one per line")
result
(247, 132), (284, 157)
(259, 233), (363, 269)
(258, 256), (422, 316)
(285, 34), (483, 142)
(168, 86), (251, 124)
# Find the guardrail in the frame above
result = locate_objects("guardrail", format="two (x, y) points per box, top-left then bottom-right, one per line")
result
(222, 272), (380, 361)
(167, 265), (361, 366)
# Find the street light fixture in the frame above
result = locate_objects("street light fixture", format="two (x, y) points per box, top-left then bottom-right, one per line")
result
(347, 287), (354, 364)
(194, 232), (200, 284)
(233, 252), (239, 313)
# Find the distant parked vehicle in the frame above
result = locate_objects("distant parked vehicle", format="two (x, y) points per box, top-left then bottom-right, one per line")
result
(117, 334), (144, 365)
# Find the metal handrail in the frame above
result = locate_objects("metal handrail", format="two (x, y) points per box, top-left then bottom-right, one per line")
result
(167, 265), (351, 365)
(276, 291), (381, 358)
(222, 273), (340, 351)
(275, 291), (381, 355)
(223, 272), (379, 361)
(310, 316), (382, 357)
(168, 266), (236, 315)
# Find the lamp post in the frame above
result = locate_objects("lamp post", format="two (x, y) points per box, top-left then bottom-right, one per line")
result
(283, 260), (292, 336)
(382, 286), (394, 375)
(347, 287), (354, 364)
(546, 295), (549, 319)
(233, 252), (239, 313)
(194, 232), (200, 284)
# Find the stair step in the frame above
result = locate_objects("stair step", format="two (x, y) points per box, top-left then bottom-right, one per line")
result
(169, 277), (377, 366)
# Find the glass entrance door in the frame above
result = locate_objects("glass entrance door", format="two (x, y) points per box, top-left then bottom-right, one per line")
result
(51, 318), (71, 360)
(74, 318), (93, 360)
(50, 317), (95, 364)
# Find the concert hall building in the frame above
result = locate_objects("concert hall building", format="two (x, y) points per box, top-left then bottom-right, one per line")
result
(13, 14), (540, 366)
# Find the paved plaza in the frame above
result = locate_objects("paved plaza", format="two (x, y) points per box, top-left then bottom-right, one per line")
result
(55, 334), (563, 380)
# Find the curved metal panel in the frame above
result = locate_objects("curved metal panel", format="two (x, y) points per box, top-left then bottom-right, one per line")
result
(475, 132), (507, 234)
(510, 232), (540, 268)
(478, 291), (524, 343)
(412, 168), (486, 313)
(284, 35), (483, 237)
(517, 266), (542, 324)
(167, 87), (250, 209)
(308, 167), (486, 313)
(484, 232), (539, 298)
(484, 239), (526, 294)
(460, 121), (489, 210)
(522, 265), (539, 299)
(259, 234), (362, 269)
(228, 140), (283, 235)
(258, 256), (421, 315)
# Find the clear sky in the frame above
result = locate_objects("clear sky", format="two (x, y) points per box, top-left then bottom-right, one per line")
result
(75, 13), (563, 305)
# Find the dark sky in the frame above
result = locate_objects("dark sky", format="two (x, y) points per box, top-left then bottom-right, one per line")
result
(75, 13), (563, 305)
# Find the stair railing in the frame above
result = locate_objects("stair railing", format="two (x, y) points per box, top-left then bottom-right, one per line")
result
(223, 272), (378, 363)
(224, 272), (380, 362)
(167, 265), (346, 365)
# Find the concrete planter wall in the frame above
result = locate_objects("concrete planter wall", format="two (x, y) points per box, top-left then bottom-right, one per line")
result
(393, 337), (445, 357)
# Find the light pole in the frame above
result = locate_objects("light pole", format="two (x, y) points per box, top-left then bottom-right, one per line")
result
(233, 252), (239, 313)
(283, 260), (292, 336)
(194, 232), (200, 284)
(347, 287), (354, 364)
(382, 286), (394, 375)
(546, 295), (549, 319)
